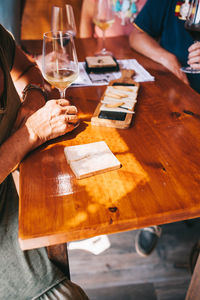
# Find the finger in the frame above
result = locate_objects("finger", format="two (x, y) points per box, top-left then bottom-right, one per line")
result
(188, 41), (200, 52)
(182, 76), (190, 85)
(65, 105), (78, 115)
(188, 63), (200, 70)
(65, 114), (79, 123)
(56, 99), (70, 106)
(188, 55), (200, 65)
(179, 73), (189, 85)
(188, 56), (198, 65)
(188, 49), (200, 60)
(174, 68), (189, 85)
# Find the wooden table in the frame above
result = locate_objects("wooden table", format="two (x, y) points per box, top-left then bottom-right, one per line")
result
(20, 37), (200, 298)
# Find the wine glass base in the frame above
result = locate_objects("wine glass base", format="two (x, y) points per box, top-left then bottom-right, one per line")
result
(181, 66), (200, 74)
(95, 48), (113, 56)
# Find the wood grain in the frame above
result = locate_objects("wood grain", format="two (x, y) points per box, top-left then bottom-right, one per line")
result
(19, 37), (200, 251)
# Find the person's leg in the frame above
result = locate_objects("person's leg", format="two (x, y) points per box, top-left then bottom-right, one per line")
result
(135, 225), (162, 256)
(35, 279), (89, 300)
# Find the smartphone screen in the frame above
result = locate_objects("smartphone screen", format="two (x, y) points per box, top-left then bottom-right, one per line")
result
(98, 110), (126, 121)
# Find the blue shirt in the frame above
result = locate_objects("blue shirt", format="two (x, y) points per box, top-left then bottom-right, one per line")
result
(134, 0), (200, 93)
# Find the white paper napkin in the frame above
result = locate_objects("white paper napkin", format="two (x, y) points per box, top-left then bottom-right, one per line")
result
(64, 141), (121, 179)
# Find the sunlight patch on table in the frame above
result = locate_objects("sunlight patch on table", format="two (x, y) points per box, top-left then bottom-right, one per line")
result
(76, 151), (149, 205)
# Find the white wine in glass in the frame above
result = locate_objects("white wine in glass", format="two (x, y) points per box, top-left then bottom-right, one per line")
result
(51, 4), (77, 37)
(93, 0), (115, 56)
(42, 31), (79, 98)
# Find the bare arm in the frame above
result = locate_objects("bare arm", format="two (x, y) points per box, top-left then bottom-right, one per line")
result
(10, 45), (49, 133)
(80, 0), (95, 38)
(11, 45), (45, 98)
(0, 43), (78, 184)
(0, 99), (78, 183)
(129, 26), (189, 85)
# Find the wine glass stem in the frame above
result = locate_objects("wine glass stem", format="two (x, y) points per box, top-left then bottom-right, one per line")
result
(102, 30), (106, 52)
(59, 89), (66, 99)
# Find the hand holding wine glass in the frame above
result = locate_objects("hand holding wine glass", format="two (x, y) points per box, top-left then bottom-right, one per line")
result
(42, 31), (79, 99)
(93, 0), (115, 56)
(51, 4), (77, 37)
(187, 38), (200, 69)
(182, 0), (200, 73)
(26, 99), (79, 146)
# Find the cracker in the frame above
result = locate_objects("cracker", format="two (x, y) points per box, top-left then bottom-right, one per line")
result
(86, 55), (117, 68)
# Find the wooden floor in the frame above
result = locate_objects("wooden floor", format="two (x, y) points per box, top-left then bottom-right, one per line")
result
(68, 219), (200, 300)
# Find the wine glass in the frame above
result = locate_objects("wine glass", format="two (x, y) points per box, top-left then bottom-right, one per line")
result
(42, 31), (79, 98)
(51, 4), (77, 37)
(93, 0), (115, 56)
(181, 0), (200, 73)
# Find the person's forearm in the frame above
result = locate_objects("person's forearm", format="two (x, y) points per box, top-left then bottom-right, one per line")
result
(11, 46), (45, 98)
(129, 27), (176, 68)
(129, 26), (189, 85)
(79, 21), (94, 38)
(15, 64), (44, 89)
(13, 64), (45, 99)
(1, 98), (79, 183)
(79, 0), (95, 38)
(0, 125), (37, 183)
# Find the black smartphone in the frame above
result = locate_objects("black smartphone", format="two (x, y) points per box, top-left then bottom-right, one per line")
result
(98, 110), (127, 121)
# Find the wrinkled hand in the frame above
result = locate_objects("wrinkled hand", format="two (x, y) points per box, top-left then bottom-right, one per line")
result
(188, 41), (200, 69)
(25, 99), (78, 147)
(13, 92), (46, 132)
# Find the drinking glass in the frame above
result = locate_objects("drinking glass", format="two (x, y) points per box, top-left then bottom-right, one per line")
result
(93, 0), (115, 56)
(181, 0), (200, 73)
(51, 5), (77, 37)
(42, 31), (79, 98)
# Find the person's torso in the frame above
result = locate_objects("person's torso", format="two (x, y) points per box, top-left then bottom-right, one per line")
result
(0, 27), (21, 144)
(135, 0), (200, 93)
(0, 24), (21, 210)
(157, 0), (200, 94)
(159, 0), (193, 66)
(0, 25), (66, 299)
